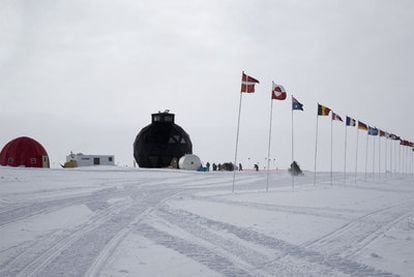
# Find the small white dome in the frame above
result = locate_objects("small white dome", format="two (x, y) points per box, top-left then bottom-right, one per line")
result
(178, 154), (202, 170)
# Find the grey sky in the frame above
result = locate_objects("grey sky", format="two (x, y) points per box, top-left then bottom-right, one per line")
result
(1, 0), (413, 171)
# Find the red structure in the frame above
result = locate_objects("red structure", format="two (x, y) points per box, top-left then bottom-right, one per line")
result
(0, 136), (50, 168)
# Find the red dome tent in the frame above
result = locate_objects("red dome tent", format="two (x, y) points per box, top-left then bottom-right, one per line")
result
(0, 136), (50, 168)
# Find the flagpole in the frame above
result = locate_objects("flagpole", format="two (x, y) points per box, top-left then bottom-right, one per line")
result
(372, 133), (375, 179)
(378, 135), (381, 176)
(407, 147), (409, 174)
(232, 90), (243, 193)
(406, 146), (408, 174)
(385, 136), (388, 176)
(365, 133), (368, 181)
(402, 145), (404, 174)
(313, 109), (319, 186)
(412, 148), (413, 175)
(266, 96), (274, 192)
(390, 139), (395, 175)
(399, 143), (401, 174)
(330, 116), (333, 185)
(355, 128), (359, 183)
(344, 119), (348, 184)
(291, 95), (295, 190)
(405, 146), (408, 174)
(404, 146), (407, 174)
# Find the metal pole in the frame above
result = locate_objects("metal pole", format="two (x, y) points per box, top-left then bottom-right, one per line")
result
(266, 98), (274, 192)
(291, 95), (295, 191)
(385, 136), (388, 176)
(330, 117), (333, 185)
(313, 112), (319, 186)
(372, 134), (375, 179)
(390, 139), (393, 172)
(399, 143), (401, 174)
(232, 91), (243, 193)
(344, 121), (348, 184)
(355, 128), (359, 183)
(378, 135), (381, 176)
(365, 133), (369, 181)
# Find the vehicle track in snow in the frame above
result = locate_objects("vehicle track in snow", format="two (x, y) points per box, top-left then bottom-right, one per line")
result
(302, 199), (414, 259)
(135, 222), (261, 277)
(188, 195), (364, 221)
(0, 196), (134, 277)
(151, 207), (341, 276)
(30, 190), (176, 277)
(1, 168), (408, 276)
(0, 173), (212, 228)
(0, 173), (250, 277)
(151, 207), (397, 277)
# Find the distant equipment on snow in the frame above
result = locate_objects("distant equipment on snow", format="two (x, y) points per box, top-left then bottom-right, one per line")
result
(289, 161), (303, 176)
(179, 154), (201, 170)
(133, 111), (193, 168)
(0, 136), (50, 168)
(63, 152), (115, 168)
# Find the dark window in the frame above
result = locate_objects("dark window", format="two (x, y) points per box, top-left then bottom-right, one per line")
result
(94, 158), (100, 165)
(108, 157), (113, 162)
(31, 158), (37, 164)
(164, 115), (173, 122)
(7, 158), (13, 164)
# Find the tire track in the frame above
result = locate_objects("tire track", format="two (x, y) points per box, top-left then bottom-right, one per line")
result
(0, 198), (133, 277)
(84, 188), (186, 277)
(13, 188), (182, 277)
(154, 208), (339, 276)
(159, 207), (396, 277)
(135, 223), (259, 277)
(303, 200), (414, 258)
(189, 195), (364, 220)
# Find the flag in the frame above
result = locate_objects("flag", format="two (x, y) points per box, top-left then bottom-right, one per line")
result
(368, 126), (378, 136)
(317, 104), (331, 116)
(346, 116), (356, 127)
(358, 121), (368, 131)
(271, 82), (287, 100)
(379, 130), (386, 137)
(292, 96), (304, 111)
(390, 134), (400, 140)
(332, 112), (343, 122)
(241, 72), (259, 93)
(400, 139), (410, 146)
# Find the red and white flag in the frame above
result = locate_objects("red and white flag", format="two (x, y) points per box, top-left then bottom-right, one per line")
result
(241, 72), (259, 93)
(271, 81), (287, 100)
(332, 112), (343, 122)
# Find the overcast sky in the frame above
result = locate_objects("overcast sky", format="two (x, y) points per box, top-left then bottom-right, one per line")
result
(1, 0), (413, 171)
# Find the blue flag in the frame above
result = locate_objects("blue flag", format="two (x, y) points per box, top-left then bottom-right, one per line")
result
(368, 126), (378, 136)
(292, 96), (304, 111)
(346, 116), (356, 127)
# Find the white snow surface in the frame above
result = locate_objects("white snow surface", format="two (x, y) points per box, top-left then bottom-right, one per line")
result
(0, 166), (413, 277)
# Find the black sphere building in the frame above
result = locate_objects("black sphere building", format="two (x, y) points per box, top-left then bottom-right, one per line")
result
(133, 111), (192, 168)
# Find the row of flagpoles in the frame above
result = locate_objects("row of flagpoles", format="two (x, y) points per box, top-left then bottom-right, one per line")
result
(232, 71), (414, 192)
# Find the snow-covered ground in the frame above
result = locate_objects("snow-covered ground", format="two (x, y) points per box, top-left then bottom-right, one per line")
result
(0, 166), (413, 277)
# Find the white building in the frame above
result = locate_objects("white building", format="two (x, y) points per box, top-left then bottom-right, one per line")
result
(66, 153), (115, 167)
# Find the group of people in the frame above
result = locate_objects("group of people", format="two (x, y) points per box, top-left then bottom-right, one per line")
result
(205, 162), (236, 171)
(203, 162), (260, 172)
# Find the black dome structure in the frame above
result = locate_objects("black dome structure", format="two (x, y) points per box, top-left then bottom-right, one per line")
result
(133, 111), (193, 168)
